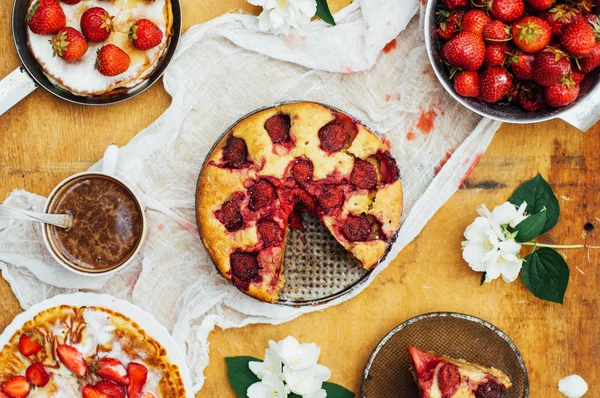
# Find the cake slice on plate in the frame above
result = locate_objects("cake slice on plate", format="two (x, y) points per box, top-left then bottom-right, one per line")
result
(407, 346), (512, 398)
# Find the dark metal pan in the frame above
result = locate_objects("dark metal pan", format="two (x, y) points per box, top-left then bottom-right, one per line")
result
(0, 0), (182, 115)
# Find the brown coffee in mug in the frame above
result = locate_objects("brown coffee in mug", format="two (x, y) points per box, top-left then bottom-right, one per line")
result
(46, 174), (144, 273)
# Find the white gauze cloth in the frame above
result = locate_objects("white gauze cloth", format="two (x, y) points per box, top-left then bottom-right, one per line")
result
(0, 1), (501, 393)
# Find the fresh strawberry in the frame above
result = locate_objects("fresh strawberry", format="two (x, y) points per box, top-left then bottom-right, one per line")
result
(95, 44), (131, 77)
(510, 52), (535, 79)
(574, 0), (595, 13)
(544, 76), (580, 107)
(489, 0), (525, 23)
(82, 385), (110, 398)
(525, 0), (554, 11)
(441, 32), (486, 71)
(483, 20), (511, 42)
(94, 380), (126, 398)
(61, 0), (80, 4)
(127, 362), (148, 398)
(462, 10), (492, 36)
(56, 344), (87, 377)
(50, 27), (88, 61)
(517, 83), (547, 111)
(532, 47), (571, 86)
(129, 19), (163, 50)
(479, 66), (513, 102)
(441, 0), (468, 10)
(95, 358), (130, 386)
(578, 42), (600, 72)
(80, 7), (113, 42)
(540, 5), (580, 36)
(437, 10), (464, 41)
(26, 0), (65, 35)
(18, 331), (43, 356)
(454, 70), (480, 97)
(26, 363), (50, 387)
(561, 20), (596, 56)
(484, 42), (510, 66)
(512, 16), (551, 53)
(1, 376), (30, 398)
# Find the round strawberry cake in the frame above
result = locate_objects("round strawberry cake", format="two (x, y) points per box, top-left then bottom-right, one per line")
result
(25, 0), (173, 96)
(196, 102), (403, 303)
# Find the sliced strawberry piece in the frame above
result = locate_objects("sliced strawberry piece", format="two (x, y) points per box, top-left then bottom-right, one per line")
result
(1, 376), (30, 398)
(474, 379), (507, 398)
(290, 158), (313, 184)
(82, 384), (111, 398)
(319, 185), (344, 209)
(57, 344), (87, 377)
(19, 331), (43, 356)
(341, 214), (372, 242)
(222, 135), (249, 168)
(217, 200), (244, 232)
(350, 159), (377, 190)
(127, 363), (148, 398)
(26, 362), (50, 387)
(230, 252), (259, 282)
(438, 363), (461, 397)
(248, 180), (276, 211)
(264, 114), (291, 144)
(96, 357), (130, 386)
(257, 220), (282, 248)
(287, 211), (304, 231)
(375, 151), (400, 184)
(318, 122), (348, 153)
(282, 188), (315, 213)
(95, 380), (126, 398)
(407, 347), (440, 377)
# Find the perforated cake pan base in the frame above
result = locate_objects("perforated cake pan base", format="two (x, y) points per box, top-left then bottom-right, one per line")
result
(361, 312), (529, 397)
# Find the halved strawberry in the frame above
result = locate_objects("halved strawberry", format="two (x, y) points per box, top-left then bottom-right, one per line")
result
(1, 376), (30, 398)
(94, 380), (126, 398)
(438, 363), (461, 397)
(26, 362), (50, 387)
(350, 159), (378, 190)
(96, 357), (130, 386)
(56, 344), (87, 377)
(82, 384), (110, 398)
(248, 180), (276, 211)
(341, 214), (373, 242)
(230, 251), (259, 282)
(318, 122), (348, 153)
(264, 114), (291, 144)
(19, 331), (43, 356)
(127, 362), (148, 398)
(407, 347), (440, 377)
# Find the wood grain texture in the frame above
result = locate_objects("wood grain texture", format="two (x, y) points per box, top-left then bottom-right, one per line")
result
(1, 1), (598, 397)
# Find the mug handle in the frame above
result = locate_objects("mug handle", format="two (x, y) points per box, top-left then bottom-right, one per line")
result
(0, 66), (38, 117)
(101, 144), (119, 176)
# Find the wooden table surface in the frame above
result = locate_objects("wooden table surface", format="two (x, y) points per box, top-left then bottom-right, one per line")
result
(1, 1), (598, 397)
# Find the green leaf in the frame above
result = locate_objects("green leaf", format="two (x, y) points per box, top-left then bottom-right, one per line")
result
(289, 394), (302, 398)
(225, 356), (261, 397)
(522, 248), (570, 304)
(513, 209), (547, 243)
(509, 174), (559, 235)
(323, 382), (355, 397)
(316, 0), (336, 26)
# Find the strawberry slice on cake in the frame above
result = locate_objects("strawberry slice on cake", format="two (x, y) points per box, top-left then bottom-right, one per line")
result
(407, 347), (512, 398)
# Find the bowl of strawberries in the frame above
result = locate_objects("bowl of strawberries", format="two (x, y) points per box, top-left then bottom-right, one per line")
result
(424, 0), (600, 131)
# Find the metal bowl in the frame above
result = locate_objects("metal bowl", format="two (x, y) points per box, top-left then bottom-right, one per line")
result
(423, 1), (600, 131)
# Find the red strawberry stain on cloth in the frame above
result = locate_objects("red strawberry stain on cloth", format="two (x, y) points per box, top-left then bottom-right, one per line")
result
(383, 39), (397, 53)
(416, 106), (438, 134)
(434, 151), (453, 175)
(459, 153), (484, 186)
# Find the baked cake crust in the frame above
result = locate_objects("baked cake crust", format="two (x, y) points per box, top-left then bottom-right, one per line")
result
(0, 305), (185, 397)
(196, 102), (403, 303)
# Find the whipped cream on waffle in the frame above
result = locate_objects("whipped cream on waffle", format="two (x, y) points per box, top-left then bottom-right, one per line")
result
(26, 0), (172, 96)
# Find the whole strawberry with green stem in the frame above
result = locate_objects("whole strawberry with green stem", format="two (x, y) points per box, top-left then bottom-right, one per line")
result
(437, 10), (464, 41)
(544, 75), (580, 107)
(96, 44), (131, 76)
(483, 20), (512, 42)
(489, 0), (525, 23)
(454, 70), (480, 97)
(578, 42), (600, 73)
(479, 66), (513, 102)
(441, 32), (486, 71)
(26, 0), (66, 35)
(512, 16), (551, 53)
(484, 42), (510, 66)
(540, 5), (581, 36)
(525, 0), (555, 11)
(532, 47), (571, 86)
(50, 27), (88, 61)
(80, 7), (113, 42)
(462, 10), (491, 36)
(561, 20), (596, 57)
(441, 0), (468, 10)
(510, 51), (535, 79)
(129, 19), (163, 51)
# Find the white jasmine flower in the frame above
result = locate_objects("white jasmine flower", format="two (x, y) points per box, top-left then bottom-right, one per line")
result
(277, 336), (320, 370)
(304, 389), (327, 398)
(249, 340), (283, 379)
(249, 0), (317, 35)
(247, 373), (288, 398)
(283, 364), (330, 396)
(462, 202), (528, 283)
(558, 375), (588, 398)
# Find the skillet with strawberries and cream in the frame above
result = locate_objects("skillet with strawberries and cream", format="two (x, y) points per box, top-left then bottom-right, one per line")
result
(0, 305), (185, 398)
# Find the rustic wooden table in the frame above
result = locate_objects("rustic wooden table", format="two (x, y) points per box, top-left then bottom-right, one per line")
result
(1, 1), (598, 396)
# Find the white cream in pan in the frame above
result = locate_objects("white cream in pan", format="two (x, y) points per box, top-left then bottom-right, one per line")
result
(26, 0), (172, 96)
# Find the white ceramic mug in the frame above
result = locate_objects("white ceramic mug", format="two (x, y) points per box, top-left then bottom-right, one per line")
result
(42, 145), (147, 277)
